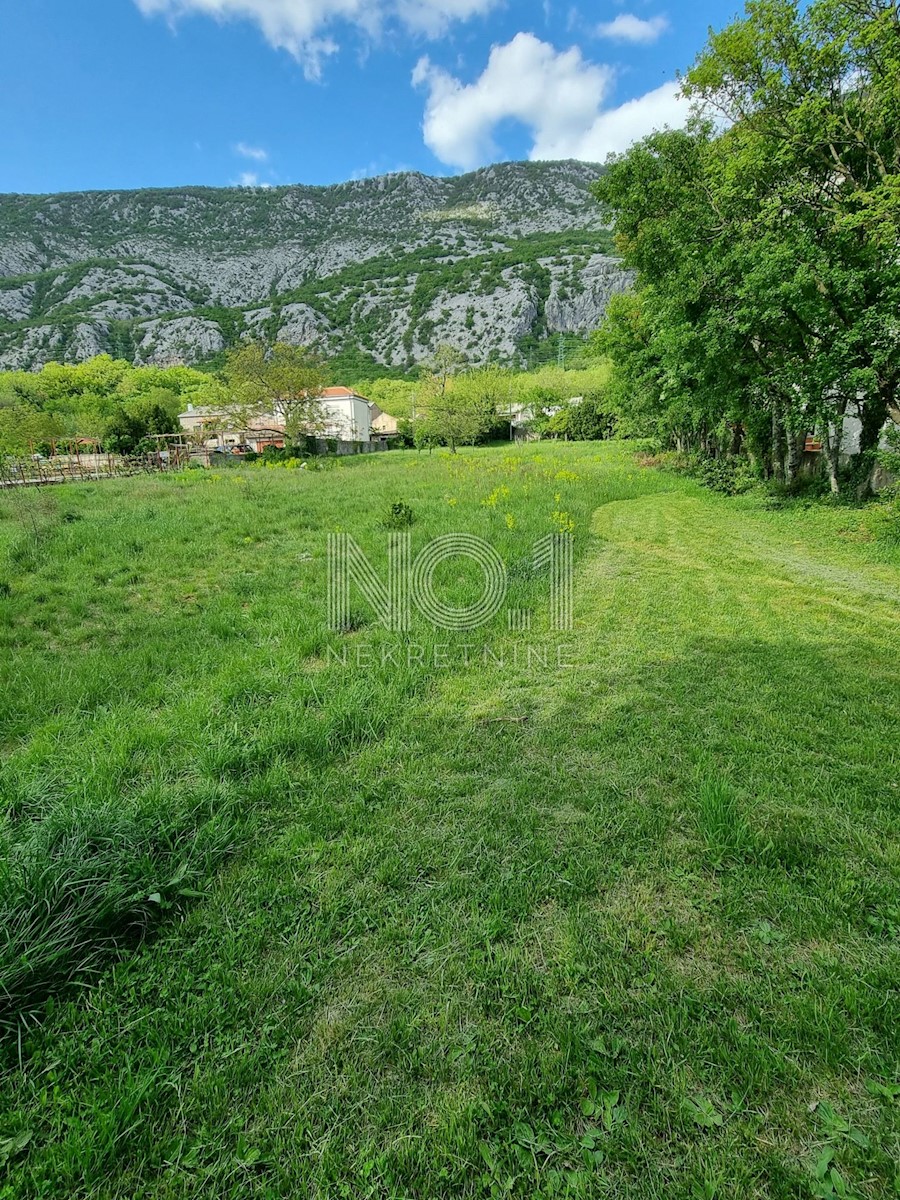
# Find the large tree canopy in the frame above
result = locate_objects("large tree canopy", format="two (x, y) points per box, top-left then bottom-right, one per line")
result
(412, 347), (488, 453)
(595, 0), (900, 493)
(222, 343), (327, 440)
(0, 356), (214, 456)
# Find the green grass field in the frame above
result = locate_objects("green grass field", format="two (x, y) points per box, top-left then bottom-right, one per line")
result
(0, 443), (898, 1199)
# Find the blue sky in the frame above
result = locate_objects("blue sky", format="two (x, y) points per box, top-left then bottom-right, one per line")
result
(2, 0), (734, 194)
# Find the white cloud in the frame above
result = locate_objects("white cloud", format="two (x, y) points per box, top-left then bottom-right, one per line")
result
(413, 34), (613, 170)
(233, 171), (274, 186)
(546, 79), (686, 159)
(134, 0), (501, 79)
(234, 141), (269, 161)
(396, 0), (504, 36)
(595, 13), (669, 44)
(413, 33), (688, 170)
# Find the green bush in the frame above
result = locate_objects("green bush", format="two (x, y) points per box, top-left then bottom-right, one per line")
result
(383, 500), (415, 529)
(639, 451), (758, 495)
(691, 455), (759, 496)
(867, 492), (900, 545)
(875, 426), (900, 476)
(260, 444), (306, 465)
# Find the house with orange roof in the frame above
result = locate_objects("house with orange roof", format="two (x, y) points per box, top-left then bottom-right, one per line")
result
(178, 386), (379, 451)
(318, 387), (375, 442)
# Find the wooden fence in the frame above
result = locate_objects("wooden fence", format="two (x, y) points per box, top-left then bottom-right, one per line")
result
(0, 451), (189, 489)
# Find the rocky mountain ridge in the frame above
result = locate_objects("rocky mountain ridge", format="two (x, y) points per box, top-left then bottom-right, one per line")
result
(0, 160), (633, 372)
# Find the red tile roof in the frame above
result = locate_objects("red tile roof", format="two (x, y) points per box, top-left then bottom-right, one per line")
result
(320, 387), (368, 400)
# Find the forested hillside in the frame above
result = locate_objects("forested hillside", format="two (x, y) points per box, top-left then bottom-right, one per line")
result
(0, 161), (629, 372)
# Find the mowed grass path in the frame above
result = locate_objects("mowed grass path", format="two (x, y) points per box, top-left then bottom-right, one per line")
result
(0, 444), (897, 1199)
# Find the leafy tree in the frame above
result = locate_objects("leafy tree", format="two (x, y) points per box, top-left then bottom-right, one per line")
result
(0, 404), (64, 457)
(39, 356), (131, 407)
(413, 346), (494, 453)
(0, 356), (255, 460)
(570, 395), (617, 441)
(222, 343), (327, 440)
(354, 378), (419, 420)
(125, 388), (181, 429)
(101, 410), (146, 455)
(96, 388), (181, 454)
(595, 0), (900, 493)
(67, 391), (121, 443)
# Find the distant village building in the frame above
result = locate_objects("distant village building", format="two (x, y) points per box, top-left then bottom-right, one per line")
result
(316, 387), (374, 442)
(506, 398), (582, 442)
(371, 410), (400, 437)
(179, 387), (383, 452)
(178, 407), (287, 453)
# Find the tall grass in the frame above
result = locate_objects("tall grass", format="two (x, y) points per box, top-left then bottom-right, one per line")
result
(1, 445), (899, 1198)
(696, 777), (752, 866)
(0, 445), (656, 1036)
(0, 784), (240, 1034)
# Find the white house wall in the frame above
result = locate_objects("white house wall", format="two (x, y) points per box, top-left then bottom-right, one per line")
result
(319, 398), (372, 442)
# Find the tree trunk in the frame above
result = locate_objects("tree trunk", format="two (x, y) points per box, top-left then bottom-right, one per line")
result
(849, 384), (892, 496)
(823, 396), (851, 496)
(772, 403), (787, 482)
(859, 386), (890, 456)
(855, 383), (891, 498)
(785, 430), (804, 484)
(824, 424), (841, 495)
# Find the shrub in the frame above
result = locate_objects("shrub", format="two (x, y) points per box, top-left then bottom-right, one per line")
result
(867, 492), (900, 545)
(635, 450), (758, 494)
(634, 450), (688, 472)
(383, 501), (415, 529)
(396, 419), (416, 448)
(259, 445), (308, 466)
(875, 425), (900, 477)
(693, 455), (758, 496)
